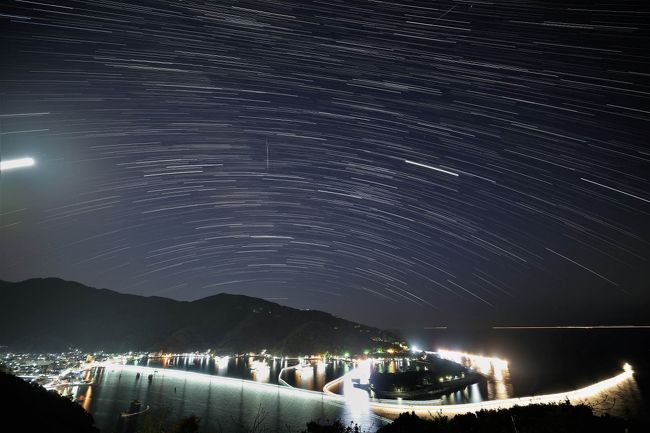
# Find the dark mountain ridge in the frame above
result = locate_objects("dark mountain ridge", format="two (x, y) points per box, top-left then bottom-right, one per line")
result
(0, 278), (399, 354)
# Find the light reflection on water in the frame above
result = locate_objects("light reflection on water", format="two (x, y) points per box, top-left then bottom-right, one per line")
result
(67, 353), (516, 410)
(80, 385), (93, 411)
(80, 365), (387, 433)
(437, 350), (513, 403)
(125, 355), (361, 393)
(136, 355), (297, 384)
(342, 360), (373, 426)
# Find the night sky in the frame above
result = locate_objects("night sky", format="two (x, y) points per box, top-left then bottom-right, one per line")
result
(1, 1), (649, 329)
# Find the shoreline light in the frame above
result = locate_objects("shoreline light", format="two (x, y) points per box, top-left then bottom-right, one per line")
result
(0, 157), (35, 171)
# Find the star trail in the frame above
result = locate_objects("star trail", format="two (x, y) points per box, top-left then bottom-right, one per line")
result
(1, 0), (649, 327)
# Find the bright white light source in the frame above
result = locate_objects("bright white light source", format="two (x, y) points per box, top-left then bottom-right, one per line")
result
(0, 157), (35, 171)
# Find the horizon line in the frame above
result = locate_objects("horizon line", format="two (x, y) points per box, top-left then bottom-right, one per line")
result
(493, 325), (650, 329)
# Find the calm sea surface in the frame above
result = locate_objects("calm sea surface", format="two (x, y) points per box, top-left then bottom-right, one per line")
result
(81, 330), (649, 432)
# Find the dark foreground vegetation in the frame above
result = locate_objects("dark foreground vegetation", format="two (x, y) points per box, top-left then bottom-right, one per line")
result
(0, 370), (99, 433)
(140, 404), (645, 433)
(305, 403), (644, 433)
(375, 405), (628, 433)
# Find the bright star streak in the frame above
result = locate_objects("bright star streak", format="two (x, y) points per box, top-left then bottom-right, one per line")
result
(581, 178), (650, 204)
(546, 248), (620, 287)
(405, 159), (459, 177)
(0, 157), (35, 171)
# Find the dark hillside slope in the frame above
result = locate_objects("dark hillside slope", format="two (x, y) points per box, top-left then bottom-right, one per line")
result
(0, 278), (399, 354)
